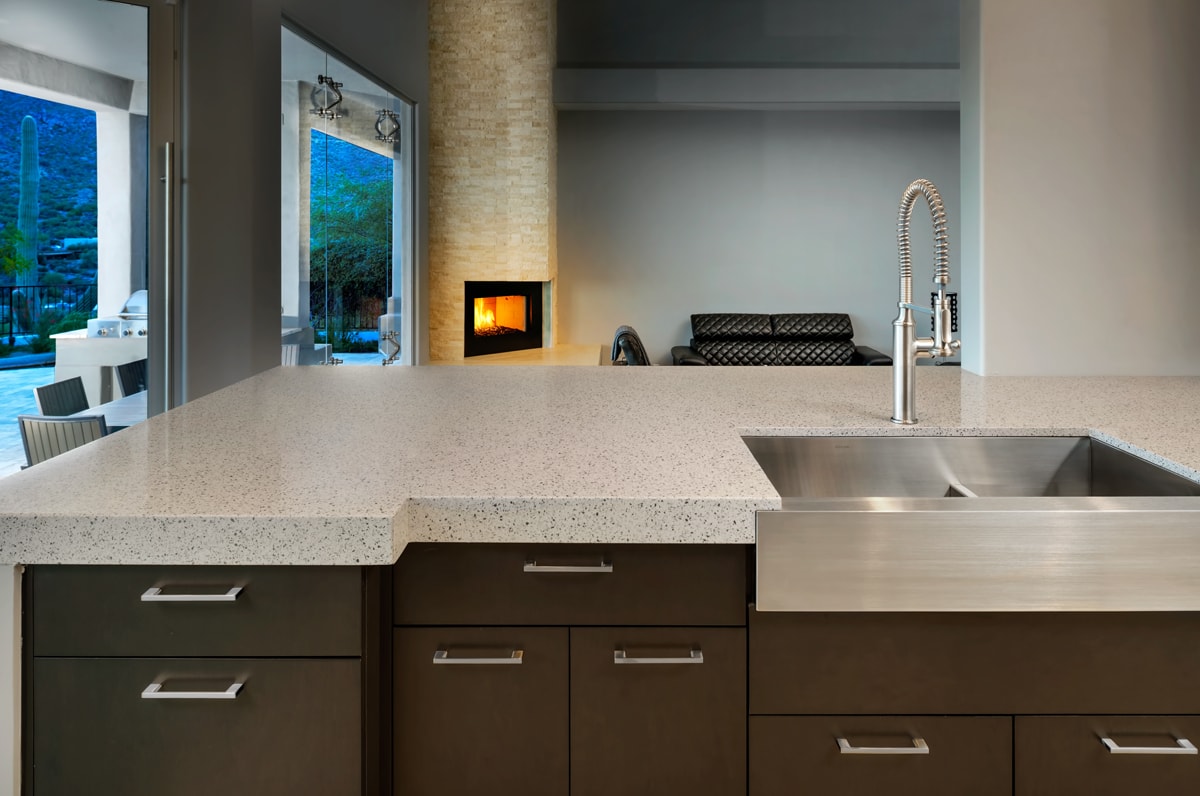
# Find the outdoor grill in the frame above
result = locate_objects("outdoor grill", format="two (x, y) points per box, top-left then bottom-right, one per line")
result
(54, 289), (149, 406)
(86, 289), (148, 338)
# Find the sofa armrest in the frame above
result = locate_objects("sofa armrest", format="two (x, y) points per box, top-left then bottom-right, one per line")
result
(671, 345), (710, 366)
(852, 345), (892, 366)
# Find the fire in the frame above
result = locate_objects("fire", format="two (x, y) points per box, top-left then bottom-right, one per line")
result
(474, 300), (497, 331)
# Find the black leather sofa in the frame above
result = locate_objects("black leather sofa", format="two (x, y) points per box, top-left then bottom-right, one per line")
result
(670, 313), (891, 366)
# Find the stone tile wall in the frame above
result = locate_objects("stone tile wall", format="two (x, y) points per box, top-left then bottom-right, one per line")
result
(428, 0), (557, 361)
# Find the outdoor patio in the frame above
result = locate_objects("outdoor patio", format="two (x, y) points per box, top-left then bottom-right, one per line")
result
(0, 365), (53, 477)
(0, 353), (385, 477)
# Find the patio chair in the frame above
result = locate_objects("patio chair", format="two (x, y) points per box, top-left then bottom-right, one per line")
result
(116, 358), (148, 396)
(33, 376), (89, 416)
(18, 414), (109, 468)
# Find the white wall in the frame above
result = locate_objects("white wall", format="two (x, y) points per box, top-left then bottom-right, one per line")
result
(96, 111), (134, 317)
(963, 0), (1200, 375)
(557, 110), (960, 361)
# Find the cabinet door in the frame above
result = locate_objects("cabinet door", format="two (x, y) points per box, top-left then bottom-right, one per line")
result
(1016, 716), (1200, 795)
(751, 716), (1011, 796)
(393, 627), (568, 796)
(32, 658), (361, 796)
(570, 627), (746, 796)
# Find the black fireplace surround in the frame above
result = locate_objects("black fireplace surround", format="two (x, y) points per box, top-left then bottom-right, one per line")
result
(463, 281), (544, 357)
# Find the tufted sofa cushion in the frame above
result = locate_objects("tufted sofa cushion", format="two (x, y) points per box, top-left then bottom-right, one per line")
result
(693, 339), (777, 366)
(775, 340), (855, 366)
(691, 313), (773, 341)
(771, 313), (854, 341)
(672, 312), (891, 366)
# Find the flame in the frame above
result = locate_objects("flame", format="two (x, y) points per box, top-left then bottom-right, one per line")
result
(474, 300), (496, 331)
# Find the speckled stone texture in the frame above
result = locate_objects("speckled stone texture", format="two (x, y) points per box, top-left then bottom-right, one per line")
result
(1, 366), (1198, 565)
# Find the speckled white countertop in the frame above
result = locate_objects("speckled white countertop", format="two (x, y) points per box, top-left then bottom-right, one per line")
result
(1, 366), (1198, 565)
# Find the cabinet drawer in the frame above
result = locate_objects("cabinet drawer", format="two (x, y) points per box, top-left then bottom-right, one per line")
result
(32, 566), (362, 657)
(393, 627), (569, 796)
(394, 543), (746, 626)
(750, 610), (1200, 714)
(571, 627), (746, 796)
(751, 716), (1011, 796)
(31, 657), (361, 796)
(1016, 716), (1200, 796)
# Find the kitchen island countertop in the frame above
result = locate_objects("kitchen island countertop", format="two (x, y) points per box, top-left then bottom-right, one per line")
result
(2, 365), (1198, 565)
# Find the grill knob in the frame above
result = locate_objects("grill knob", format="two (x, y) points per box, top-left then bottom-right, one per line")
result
(137, 328), (147, 337)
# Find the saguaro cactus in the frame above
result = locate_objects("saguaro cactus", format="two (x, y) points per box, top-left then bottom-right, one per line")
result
(17, 114), (39, 273)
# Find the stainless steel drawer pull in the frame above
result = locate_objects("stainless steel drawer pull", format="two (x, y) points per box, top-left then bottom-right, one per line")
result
(1102, 736), (1198, 755)
(613, 649), (704, 665)
(523, 559), (612, 573)
(432, 649), (524, 665)
(837, 737), (930, 755)
(141, 586), (243, 602)
(142, 682), (242, 700)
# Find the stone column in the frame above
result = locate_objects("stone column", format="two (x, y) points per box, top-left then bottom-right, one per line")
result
(428, 0), (557, 361)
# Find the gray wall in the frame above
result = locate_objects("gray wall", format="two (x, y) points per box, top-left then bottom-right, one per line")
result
(961, 0), (1200, 376)
(558, 0), (959, 66)
(180, 0), (430, 402)
(181, 0), (283, 401)
(556, 109), (960, 361)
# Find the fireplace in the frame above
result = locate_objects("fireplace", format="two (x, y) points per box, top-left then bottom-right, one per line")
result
(463, 281), (544, 357)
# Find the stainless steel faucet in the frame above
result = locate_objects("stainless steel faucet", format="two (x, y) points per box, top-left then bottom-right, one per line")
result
(892, 178), (960, 424)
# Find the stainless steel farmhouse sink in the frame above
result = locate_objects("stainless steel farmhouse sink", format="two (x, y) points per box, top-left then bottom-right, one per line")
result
(745, 436), (1200, 612)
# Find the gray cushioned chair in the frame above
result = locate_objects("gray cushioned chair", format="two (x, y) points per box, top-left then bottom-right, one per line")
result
(18, 414), (109, 468)
(33, 376), (89, 416)
(116, 358), (148, 396)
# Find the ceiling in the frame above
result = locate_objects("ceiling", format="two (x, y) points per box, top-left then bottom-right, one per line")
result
(0, 0), (146, 81)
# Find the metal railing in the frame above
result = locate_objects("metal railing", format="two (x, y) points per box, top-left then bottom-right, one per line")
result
(1, 283), (97, 345)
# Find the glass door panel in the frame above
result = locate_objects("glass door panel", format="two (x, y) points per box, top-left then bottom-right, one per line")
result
(281, 26), (414, 366)
(0, 0), (175, 473)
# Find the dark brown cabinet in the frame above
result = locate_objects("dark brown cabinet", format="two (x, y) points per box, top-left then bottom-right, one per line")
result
(393, 627), (569, 795)
(750, 716), (1012, 796)
(748, 609), (1200, 796)
(392, 544), (749, 795)
(571, 627), (746, 796)
(26, 566), (367, 796)
(33, 657), (361, 796)
(1015, 716), (1200, 796)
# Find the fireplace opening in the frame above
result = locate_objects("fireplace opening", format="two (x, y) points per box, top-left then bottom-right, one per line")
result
(473, 295), (527, 336)
(464, 281), (543, 357)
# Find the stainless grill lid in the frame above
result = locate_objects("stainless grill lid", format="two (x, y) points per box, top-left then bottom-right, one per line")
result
(119, 289), (148, 319)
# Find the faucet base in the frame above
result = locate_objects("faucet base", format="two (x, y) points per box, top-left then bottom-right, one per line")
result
(891, 417), (918, 426)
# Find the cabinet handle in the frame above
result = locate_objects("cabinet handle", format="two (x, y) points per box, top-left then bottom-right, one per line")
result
(142, 682), (242, 700)
(432, 649), (524, 665)
(523, 559), (612, 573)
(141, 586), (243, 602)
(1101, 736), (1198, 755)
(613, 649), (703, 664)
(837, 737), (930, 755)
